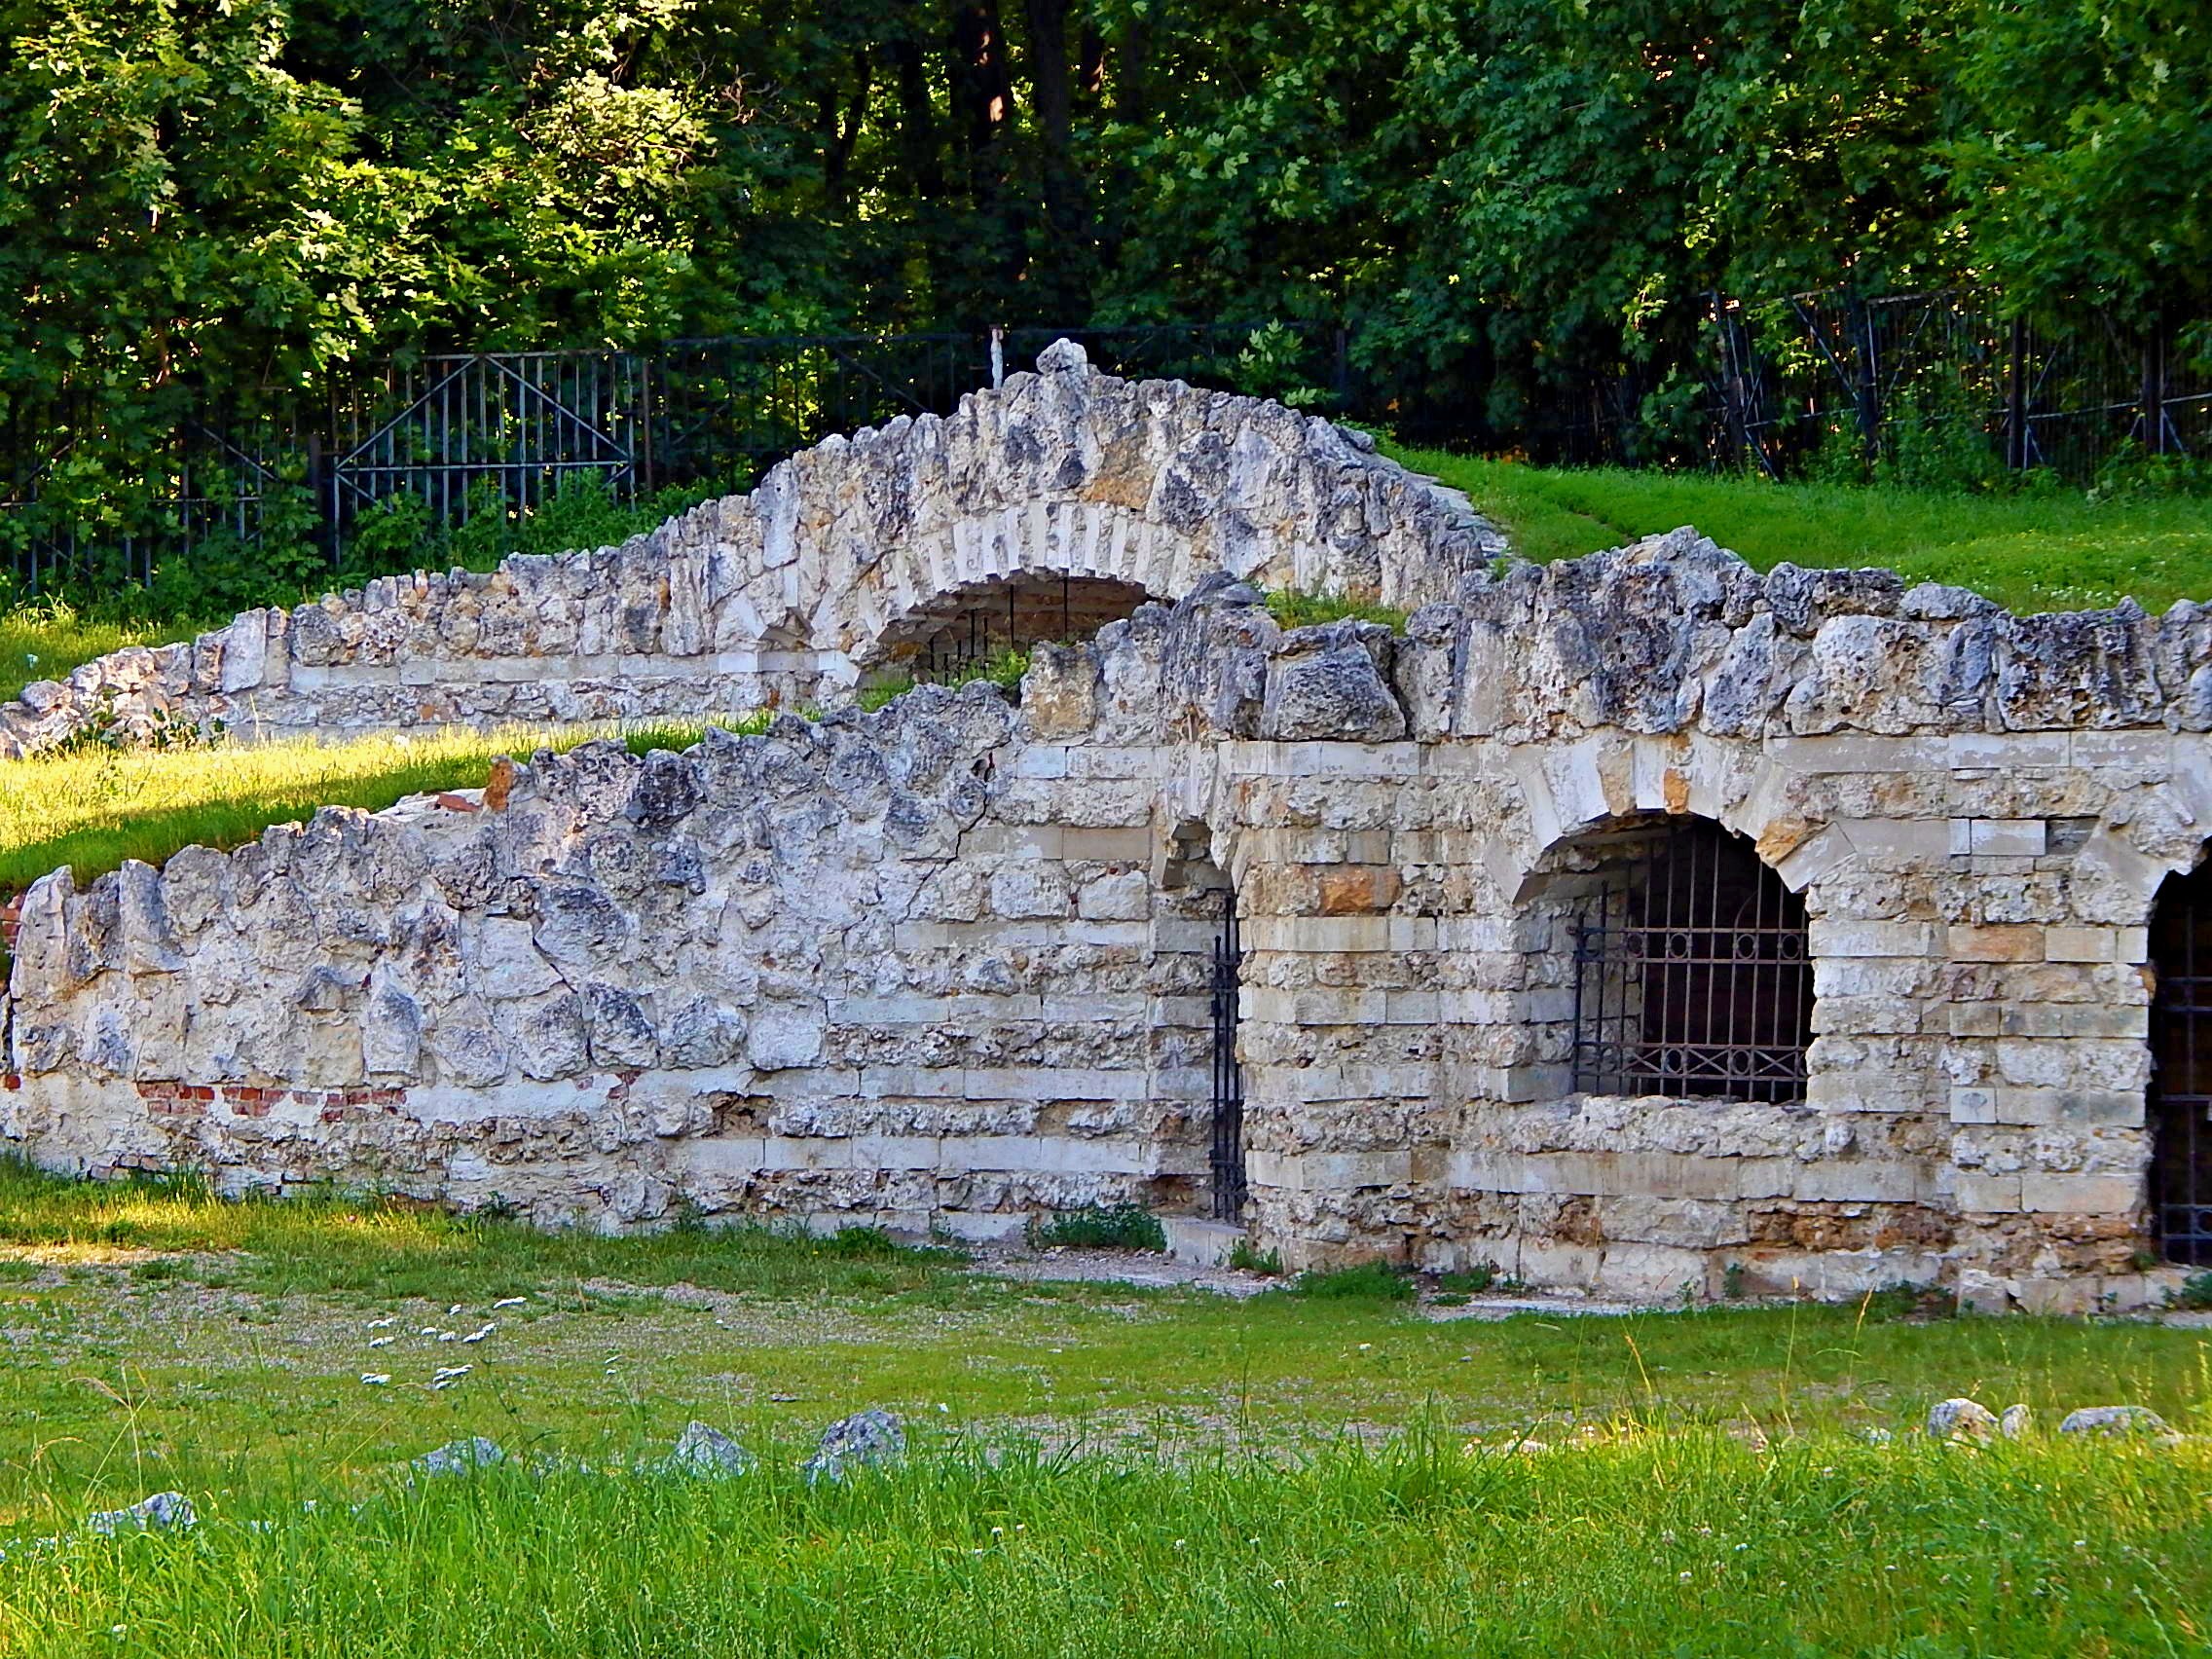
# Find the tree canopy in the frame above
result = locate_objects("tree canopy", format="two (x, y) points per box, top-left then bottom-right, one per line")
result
(1, 0), (2204, 448)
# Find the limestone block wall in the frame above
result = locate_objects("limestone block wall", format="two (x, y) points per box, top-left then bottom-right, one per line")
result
(0, 342), (1502, 757)
(9, 530), (2212, 1312)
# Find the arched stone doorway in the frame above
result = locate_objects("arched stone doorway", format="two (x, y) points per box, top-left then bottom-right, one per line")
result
(2149, 860), (2212, 1265)
(866, 573), (1157, 682)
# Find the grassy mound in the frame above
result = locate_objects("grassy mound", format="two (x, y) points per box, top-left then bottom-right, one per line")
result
(1394, 447), (2212, 614)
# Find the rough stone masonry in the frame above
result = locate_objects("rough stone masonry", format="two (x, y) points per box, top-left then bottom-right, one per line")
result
(6, 346), (2212, 1313)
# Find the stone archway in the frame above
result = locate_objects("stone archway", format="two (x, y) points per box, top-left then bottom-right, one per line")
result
(865, 572), (1158, 683)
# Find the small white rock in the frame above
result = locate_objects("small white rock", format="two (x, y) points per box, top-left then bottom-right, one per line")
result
(1927, 1398), (1998, 1442)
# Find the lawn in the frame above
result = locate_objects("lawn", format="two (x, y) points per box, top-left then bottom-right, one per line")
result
(1389, 446), (2212, 614)
(0, 1164), (2206, 1655)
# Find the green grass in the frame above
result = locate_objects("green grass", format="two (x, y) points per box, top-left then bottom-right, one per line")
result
(2, 1164), (2210, 1652)
(0, 718), (765, 903)
(1391, 445), (2212, 614)
(3, 1436), (2207, 1657)
(1262, 588), (1409, 631)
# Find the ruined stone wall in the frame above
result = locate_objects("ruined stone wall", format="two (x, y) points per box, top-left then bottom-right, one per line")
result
(0, 342), (1500, 757)
(8, 530), (2211, 1312)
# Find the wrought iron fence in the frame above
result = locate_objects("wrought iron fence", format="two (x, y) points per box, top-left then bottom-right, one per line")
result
(0, 322), (1347, 595)
(1709, 288), (2210, 481)
(5, 297), (2204, 596)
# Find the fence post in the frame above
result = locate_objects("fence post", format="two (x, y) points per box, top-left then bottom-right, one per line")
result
(304, 430), (336, 568)
(1848, 291), (1881, 463)
(2006, 316), (2030, 473)
(1709, 292), (1751, 472)
(2142, 317), (2168, 456)
(634, 353), (655, 498)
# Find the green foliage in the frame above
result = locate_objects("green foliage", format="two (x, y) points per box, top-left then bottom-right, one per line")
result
(2176, 1271), (2212, 1312)
(1289, 1261), (1417, 1302)
(1233, 322), (1330, 411)
(1032, 1204), (1167, 1252)
(1875, 376), (2007, 494)
(4, 0), (2205, 571)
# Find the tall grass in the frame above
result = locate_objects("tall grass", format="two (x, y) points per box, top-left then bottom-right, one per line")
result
(0, 1434), (2204, 1656)
(1392, 444), (2212, 613)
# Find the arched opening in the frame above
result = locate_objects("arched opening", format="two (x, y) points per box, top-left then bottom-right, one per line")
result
(2149, 861), (2212, 1265)
(1561, 816), (1812, 1104)
(870, 573), (1156, 682)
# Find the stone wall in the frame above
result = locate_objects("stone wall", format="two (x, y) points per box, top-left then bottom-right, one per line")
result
(11, 531), (2212, 1311)
(0, 341), (1502, 757)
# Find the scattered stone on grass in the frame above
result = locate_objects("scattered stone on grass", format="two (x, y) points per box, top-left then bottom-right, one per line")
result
(665, 1421), (754, 1478)
(415, 1437), (507, 1476)
(2056, 1406), (2180, 1446)
(87, 1493), (197, 1535)
(1926, 1398), (1998, 1442)
(2000, 1404), (2034, 1440)
(802, 1410), (905, 1484)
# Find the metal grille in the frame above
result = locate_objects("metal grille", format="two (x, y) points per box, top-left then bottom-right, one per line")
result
(1570, 820), (1812, 1104)
(2151, 864), (2212, 1265)
(1210, 885), (1247, 1221)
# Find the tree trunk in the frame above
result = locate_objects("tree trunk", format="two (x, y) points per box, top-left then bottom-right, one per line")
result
(1022, 0), (1090, 313)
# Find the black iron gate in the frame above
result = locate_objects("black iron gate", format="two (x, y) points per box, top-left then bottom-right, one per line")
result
(1209, 885), (1247, 1221)
(1569, 819), (1813, 1105)
(2151, 865), (2212, 1265)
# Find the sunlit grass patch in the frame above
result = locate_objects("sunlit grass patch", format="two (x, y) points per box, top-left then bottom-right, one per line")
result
(0, 715), (774, 902)
(0, 602), (180, 705)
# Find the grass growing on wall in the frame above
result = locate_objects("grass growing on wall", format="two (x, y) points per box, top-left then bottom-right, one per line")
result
(0, 718), (769, 902)
(1391, 445), (2212, 614)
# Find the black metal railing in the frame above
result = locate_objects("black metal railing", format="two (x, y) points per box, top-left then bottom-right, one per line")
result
(1570, 819), (1812, 1105)
(1710, 288), (2209, 481)
(2152, 864), (2212, 1265)
(1210, 884), (1247, 1221)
